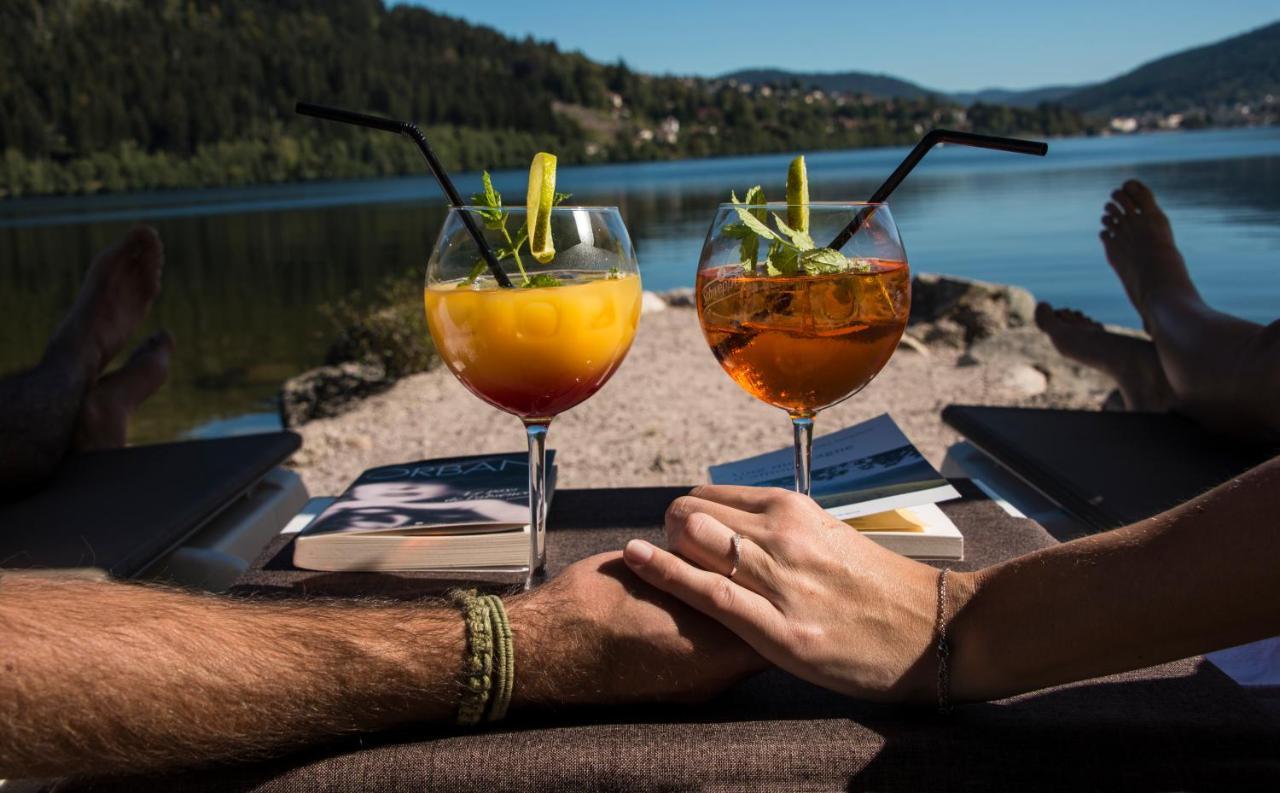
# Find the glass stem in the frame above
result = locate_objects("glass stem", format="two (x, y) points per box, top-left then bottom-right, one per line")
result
(523, 420), (551, 590)
(791, 414), (814, 496)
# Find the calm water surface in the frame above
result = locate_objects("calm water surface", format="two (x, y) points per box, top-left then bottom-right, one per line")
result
(2, 127), (1277, 443)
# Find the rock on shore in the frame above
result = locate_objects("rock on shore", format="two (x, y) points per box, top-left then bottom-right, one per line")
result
(284, 275), (1121, 496)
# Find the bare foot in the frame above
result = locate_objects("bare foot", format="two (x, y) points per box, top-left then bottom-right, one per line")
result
(75, 331), (174, 450)
(1099, 180), (1199, 328)
(1035, 302), (1176, 412)
(47, 226), (164, 381)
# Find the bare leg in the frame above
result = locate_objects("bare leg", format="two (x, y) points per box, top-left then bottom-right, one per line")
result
(75, 330), (175, 451)
(1101, 181), (1280, 439)
(0, 227), (166, 498)
(1034, 303), (1176, 412)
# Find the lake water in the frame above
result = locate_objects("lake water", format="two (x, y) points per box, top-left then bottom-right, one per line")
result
(2, 127), (1277, 443)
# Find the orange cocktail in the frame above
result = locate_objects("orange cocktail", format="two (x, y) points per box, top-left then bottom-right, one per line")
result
(425, 271), (642, 420)
(697, 261), (910, 415)
(696, 186), (911, 495)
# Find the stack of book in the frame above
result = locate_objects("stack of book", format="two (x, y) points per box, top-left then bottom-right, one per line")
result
(293, 451), (553, 572)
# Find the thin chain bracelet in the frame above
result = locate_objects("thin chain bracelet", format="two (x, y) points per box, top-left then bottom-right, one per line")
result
(935, 567), (953, 715)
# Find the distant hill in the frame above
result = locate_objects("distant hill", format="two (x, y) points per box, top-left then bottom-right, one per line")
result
(951, 85), (1083, 108)
(1062, 21), (1280, 115)
(723, 21), (1280, 118)
(723, 68), (1083, 107)
(720, 69), (937, 100)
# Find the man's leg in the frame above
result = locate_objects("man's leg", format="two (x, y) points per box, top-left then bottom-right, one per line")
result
(1101, 181), (1280, 439)
(74, 330), (174, 451)
(0, 227), (166, 497)
(1034, 303), (1176, 412)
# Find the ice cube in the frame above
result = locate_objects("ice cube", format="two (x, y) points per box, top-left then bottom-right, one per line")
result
(812, 279), (858, 329)
(516, 301), (560, 338)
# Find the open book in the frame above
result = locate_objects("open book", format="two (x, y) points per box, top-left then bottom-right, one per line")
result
(710, 415), (963, 560)
(293, 452), (553, 572)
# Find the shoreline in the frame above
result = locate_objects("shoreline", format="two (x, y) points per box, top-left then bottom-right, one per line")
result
(285, 276), (1118, 497)
(5, 127), (1274, 223)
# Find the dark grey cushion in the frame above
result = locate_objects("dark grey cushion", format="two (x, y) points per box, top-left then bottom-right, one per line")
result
(68, 484), (1280, 791)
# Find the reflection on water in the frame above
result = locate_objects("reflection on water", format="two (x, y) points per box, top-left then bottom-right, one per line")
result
(2, 128), (1277, 443)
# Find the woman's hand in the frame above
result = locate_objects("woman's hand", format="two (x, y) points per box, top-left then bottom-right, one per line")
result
(622, 486), (973, 703)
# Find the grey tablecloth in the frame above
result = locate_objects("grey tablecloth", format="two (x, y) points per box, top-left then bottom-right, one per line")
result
(76, 484), (1280, 791)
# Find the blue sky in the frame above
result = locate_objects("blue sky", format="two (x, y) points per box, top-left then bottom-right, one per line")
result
(399, 1), (1278, 92)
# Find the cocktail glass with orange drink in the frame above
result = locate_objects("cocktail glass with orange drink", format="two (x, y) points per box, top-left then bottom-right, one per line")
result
(425, 169), (641, 587)
(697, 159), (910, 494)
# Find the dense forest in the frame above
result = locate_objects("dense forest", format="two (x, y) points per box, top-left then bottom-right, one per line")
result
(0, 0), (1097, 198)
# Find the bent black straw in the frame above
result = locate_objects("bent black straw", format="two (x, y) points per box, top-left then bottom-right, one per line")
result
(295, 102), (513, 288)
(827, 129), (1048, 250)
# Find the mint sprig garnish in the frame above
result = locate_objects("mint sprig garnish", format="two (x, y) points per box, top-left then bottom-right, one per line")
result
(521, 273), (563, 288)
(722, 154), (882, 277)
(723, 185), (768, 270)
(723, 186), (871, 276)
(461, 171), (569, 288)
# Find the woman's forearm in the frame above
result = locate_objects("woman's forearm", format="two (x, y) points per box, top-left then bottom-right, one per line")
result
(952, 456), (1280, 701)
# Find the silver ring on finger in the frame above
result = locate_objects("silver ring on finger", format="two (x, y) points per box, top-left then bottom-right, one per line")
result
(728, 533), (743, 579)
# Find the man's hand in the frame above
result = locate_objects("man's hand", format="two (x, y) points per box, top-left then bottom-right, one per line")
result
(621, 486), (956, 704)
(510, 552), (767, 707)
(0, 553), (765, 778)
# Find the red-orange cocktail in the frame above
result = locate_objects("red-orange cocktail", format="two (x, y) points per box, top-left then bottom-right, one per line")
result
(697, 261), (910, 416)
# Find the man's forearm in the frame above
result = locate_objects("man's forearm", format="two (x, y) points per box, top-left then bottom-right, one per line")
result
(952, 456), (1280, 701)
(0, 552), (762, 779)
(0, 575), (464, 778)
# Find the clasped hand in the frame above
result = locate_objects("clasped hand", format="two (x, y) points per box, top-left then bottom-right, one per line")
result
(534, 485), (964, 707)
(622, 485), (957, 704)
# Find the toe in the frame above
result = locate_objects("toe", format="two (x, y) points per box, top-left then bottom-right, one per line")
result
(127, 226), (165, 289)
(74, 332), (171, 452)
(1111, 189), (1136, 214)
(97, 225), (162, 268)
(1122, 180), (1157, 212)
(114, 330), (174, 404)
(124, 224), (162, 251)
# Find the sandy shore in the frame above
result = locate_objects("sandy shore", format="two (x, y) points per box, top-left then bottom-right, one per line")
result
(288, 298), (1115, 496)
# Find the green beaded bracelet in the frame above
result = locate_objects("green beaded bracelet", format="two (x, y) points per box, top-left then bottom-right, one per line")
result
(450, 590), (515, 725)
(482, 594), (514, 721)
(450, 589), (493, 726)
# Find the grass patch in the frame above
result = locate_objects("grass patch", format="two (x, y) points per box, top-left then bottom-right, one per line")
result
(320, 270), (436, 379)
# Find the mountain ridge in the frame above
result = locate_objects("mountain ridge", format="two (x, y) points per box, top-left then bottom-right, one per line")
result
(721, 68), (1083, 108)
(721, 19), (1280, 117)
(720, 68), (938, 100)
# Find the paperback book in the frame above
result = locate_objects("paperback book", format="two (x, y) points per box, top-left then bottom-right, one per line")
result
(709, 414), (963, 560)
(293, 451), (553, 572)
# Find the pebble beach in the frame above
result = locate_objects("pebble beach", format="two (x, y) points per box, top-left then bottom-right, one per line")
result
(286, 285), (1117, 496)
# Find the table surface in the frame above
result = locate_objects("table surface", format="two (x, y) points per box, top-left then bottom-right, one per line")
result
(72, 484), (1280, 792)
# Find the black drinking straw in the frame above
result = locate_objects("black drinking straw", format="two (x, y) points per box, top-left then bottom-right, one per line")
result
(295, 101), (514, 288)
(827, 129), (1048, 250)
